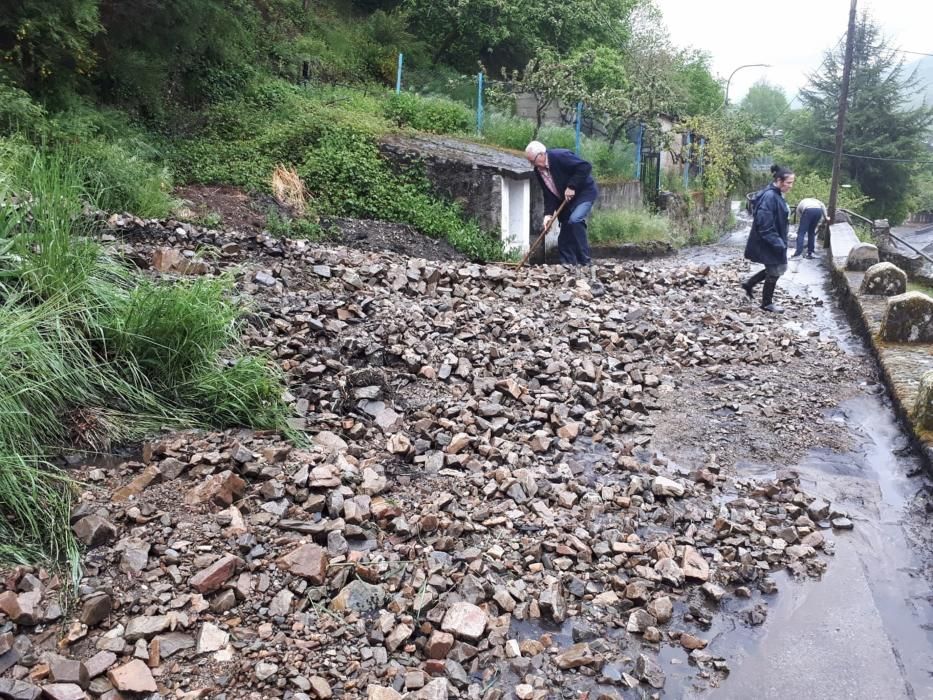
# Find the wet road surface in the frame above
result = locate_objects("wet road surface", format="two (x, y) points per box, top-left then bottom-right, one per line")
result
(679, 224), (933, 699)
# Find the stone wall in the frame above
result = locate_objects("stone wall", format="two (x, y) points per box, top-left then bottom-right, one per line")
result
(592, 181), (643, 211)
(379, 140), (503, 235)
(828, 222), (933, 471)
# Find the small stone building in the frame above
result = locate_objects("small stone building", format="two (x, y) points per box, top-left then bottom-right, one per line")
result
(379, 135), (542, 255)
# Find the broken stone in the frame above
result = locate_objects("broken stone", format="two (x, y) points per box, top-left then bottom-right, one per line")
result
(107, 659), (157, 694)
(83, 651), (116, 679)
(681, 546), (710, 581)
(79, 594), (112, 628)
(36, 684), (87, 700)
(276, 543), (328, 584)
(0, 590), (39, 625)
(196, 622), (229, 654)
(425, 631), (454, 660)
(441, 602), (487, 642)
(554, 643), (595, 670)
(124, 615), (171, 642)
(330, 579), (386, 613)
(538, 578), (567, 623)
(184, 470), (246, 506)
(71, 516), (117, 548)
(651, 476), (685, 498)
(635, 653), (665, 689)
(189, 554), (242, 593)
(47, 656), (89, 688)
(0, 679), (41, 700)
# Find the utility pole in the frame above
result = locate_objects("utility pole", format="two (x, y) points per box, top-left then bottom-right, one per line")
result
(827, 0), (858, 230)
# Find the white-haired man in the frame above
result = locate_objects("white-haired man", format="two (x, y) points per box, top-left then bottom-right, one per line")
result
(525, 140), (599, 269)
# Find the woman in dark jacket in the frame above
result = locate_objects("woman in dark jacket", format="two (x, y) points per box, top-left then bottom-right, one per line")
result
(742, 164), (796, 312)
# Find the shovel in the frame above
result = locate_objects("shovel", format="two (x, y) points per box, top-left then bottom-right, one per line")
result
(510, 198), (569, 270)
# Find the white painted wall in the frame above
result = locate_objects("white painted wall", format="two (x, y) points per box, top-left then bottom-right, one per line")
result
(500, 176), (531, 253)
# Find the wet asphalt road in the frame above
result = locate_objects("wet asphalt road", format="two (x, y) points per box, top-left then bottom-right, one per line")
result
(679, 224), (933, 700)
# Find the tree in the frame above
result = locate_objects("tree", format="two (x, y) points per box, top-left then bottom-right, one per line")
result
(619, 9), (721, 119)
(401, 0), (640, 73)
(680, 112), (758, 201)
(788, 12), (933, 222)
(670, 51), (722, 116)
(493, 50), (584, 137)
(0, 0), (101, 94)
(740, 80), (788, 129)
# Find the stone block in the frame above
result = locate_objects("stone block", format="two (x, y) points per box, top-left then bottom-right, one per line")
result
(859, 262), (907, 296)
(880, 291), (933, 343)
(913, 370), (933, 431)
(846, 243), (879, 271)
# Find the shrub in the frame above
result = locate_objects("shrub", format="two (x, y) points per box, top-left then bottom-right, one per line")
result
(405, 66), (477, 105)
(537, 125), (577, 151)
(298, 124), (504, 260)
(0, 81), (45, 136)
(582, 139), (635, 181)
(384, 92), (472, 134)
(169, 82), (503, 259)
(788, 171), (872, 214)
(493, 123), (636, 180)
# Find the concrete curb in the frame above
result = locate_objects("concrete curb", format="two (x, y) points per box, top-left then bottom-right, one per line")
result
(827, 225), (933, 470)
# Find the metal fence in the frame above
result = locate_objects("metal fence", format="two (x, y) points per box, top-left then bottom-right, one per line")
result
(392, 53), (715, 208)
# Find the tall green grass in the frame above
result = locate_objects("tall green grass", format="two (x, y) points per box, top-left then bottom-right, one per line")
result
(589, 208), (671, 245)
(41, 105), (174, 217)
(0, 142), (288, 572)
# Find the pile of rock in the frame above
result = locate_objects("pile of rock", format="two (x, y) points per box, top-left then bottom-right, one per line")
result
(0, 219), (858, 699)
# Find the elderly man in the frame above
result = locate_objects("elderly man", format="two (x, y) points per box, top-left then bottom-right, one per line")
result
(525, 140), (599, 270)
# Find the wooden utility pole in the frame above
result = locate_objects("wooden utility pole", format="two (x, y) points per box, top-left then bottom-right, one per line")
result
(827, 0), (858, 230)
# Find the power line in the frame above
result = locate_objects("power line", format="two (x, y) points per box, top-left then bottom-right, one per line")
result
(895, 49), (933, 58)
(779, 137), (933, 164)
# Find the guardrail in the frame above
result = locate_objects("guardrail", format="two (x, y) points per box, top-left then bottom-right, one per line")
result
(839, 207), (933, 267)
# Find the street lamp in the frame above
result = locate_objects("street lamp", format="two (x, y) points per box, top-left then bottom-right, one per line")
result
(721, 63), (771, 111)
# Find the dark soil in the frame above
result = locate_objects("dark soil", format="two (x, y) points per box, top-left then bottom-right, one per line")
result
(320, 217), (467, 262)
(174, 184), (276, 234)
(174, 184), (467, 262)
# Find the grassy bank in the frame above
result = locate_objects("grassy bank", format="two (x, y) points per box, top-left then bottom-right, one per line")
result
(0, 140), (288, 572)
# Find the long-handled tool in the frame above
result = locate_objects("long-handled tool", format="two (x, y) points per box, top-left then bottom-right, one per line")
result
(515, 198), (569, 270)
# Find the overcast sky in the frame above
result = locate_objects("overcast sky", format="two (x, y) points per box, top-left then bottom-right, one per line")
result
(653, 0), (932, 105)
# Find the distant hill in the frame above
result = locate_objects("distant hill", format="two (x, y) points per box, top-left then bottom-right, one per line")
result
(905, 56), (933, 109)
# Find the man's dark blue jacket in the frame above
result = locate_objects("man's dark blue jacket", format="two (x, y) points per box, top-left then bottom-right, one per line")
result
(744, 184), (789, 265)
(534, 149), (599, 221)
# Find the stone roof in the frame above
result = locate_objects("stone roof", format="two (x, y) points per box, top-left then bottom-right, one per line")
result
(379, 134), (534, 179)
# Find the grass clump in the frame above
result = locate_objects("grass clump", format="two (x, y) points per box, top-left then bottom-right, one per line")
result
(39, 105), (174, 218)
(0, 141), (288, 572)
(589, 208), (671, 245)
(265, 209), (327, 240)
